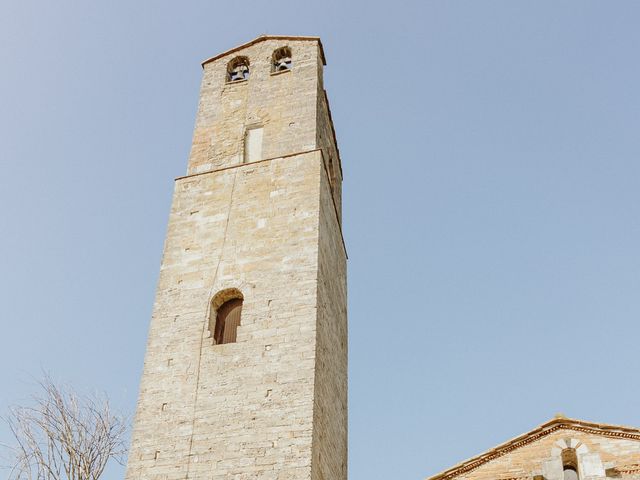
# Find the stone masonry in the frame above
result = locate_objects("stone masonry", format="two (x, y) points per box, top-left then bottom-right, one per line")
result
(125, 36), (347, 480)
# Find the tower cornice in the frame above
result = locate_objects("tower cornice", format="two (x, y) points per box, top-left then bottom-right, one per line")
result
(201, 35), (326, 67)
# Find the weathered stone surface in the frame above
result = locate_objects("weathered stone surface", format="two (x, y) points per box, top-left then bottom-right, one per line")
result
(126, 36), (346, 480)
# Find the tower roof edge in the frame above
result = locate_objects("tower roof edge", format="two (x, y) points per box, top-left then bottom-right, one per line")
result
(201, 35), (326, 68)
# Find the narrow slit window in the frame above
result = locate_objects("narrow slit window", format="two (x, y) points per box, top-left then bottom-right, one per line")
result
(244, 127), (263, 163)
(328, 155), (336, 185)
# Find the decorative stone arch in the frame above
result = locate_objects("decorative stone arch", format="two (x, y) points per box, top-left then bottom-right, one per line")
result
(208, 288), (244, 344)
(210, 287), (243, 312)
(227, 56), (250, 82)
(550, 438), (589, 460)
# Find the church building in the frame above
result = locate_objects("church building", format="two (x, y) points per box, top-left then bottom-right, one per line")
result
(428, 417), (640, 480)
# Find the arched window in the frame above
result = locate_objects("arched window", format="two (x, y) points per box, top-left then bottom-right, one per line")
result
(562, 449), (580, 480)
(209, 289), (244, 344)
(227, 56), (250, 82)
(272, 47), (292, 72)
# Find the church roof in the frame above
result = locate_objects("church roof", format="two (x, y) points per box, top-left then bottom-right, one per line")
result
(427, 417), (640, 480)
(201, 35), (326, 68)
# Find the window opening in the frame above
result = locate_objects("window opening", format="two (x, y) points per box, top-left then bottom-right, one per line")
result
(564, 467), (579, 480)
(212, 298), (243, 344)
(272, 47), (292, 72)
(244, 127), (263, 163)
(328, 155), (336, 185)
(562, 449), (580, 480)
(227, 56), (250, 82)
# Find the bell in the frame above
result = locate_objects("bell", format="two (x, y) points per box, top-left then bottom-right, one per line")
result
(276, 60), (290, 71)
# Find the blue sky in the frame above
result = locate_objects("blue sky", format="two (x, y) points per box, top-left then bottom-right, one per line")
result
(1, 1), (639, 479)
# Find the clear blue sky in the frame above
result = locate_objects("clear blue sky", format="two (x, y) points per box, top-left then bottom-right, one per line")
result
(1, 1), (639, 479)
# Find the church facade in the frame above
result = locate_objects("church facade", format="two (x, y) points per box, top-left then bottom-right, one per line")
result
(126, 36), (347, 480)
(428, 417), (640, 480)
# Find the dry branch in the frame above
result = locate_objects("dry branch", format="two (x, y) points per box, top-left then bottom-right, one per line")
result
(2, 376), (127, 480)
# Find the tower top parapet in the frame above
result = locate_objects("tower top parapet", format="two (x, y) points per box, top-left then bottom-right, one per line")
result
(201, 35), (326, 67)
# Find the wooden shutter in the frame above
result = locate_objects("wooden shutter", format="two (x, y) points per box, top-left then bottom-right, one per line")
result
(215, 298), (243, 344)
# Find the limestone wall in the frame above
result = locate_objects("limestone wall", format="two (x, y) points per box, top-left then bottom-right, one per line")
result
(188, 39), (322, 175)
(127, 151), (325, 479)
(310, 152), (348, 480)
(315, 51), (343, 225)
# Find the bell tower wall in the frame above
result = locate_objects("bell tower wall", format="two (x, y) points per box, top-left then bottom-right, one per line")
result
(187, 38), (323, 175)
(126, 36), (347, 480)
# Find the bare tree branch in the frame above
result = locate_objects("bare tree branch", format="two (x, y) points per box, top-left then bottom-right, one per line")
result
(1, 376), (127, 480)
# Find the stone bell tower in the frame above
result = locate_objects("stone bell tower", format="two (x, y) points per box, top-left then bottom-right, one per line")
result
(125, 36), (347, 480)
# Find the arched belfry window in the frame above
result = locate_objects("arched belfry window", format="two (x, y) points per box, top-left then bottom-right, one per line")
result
(272, 47), (292, 72)
(209, 289), (244, 344)
(227, 56), (250, 82)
